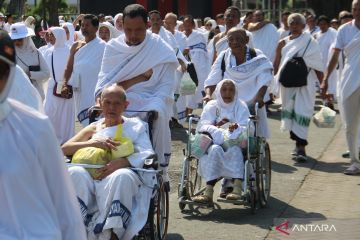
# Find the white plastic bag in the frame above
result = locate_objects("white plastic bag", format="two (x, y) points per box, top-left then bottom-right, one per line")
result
(313, 106), (336, 128)
(179, 72), (196, 96)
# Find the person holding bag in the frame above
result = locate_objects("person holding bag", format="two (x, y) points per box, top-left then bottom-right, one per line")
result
(273, 13), (324, 161)
(9, 22), (50, 100)
(43, 27), (75, 144)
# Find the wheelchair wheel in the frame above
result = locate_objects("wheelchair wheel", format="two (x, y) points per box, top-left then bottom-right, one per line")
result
(257, 141), (271, 208)
(154, 175), (169, 240)
(188, 158), (201, 196)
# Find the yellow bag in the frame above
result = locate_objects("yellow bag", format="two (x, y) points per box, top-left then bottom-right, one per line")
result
(111, 123), (135, 159)
(72, 123), (134, 179)
(72, 147), (111, 179)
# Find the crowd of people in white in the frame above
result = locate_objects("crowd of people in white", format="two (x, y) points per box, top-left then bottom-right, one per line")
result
(0, 0), (360, 239)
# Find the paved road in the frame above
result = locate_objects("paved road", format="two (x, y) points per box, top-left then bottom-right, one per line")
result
(166, 101), (342, 240)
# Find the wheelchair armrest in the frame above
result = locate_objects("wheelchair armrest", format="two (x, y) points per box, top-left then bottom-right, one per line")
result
(143, 153), (158, 170)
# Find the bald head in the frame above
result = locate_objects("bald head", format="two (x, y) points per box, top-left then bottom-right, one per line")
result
(101, 84), (127, 102)
(227, 27), (248, 43)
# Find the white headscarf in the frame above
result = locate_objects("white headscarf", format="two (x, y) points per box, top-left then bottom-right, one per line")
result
(15, 36), (37, 55)
(207, 19), (217, 30)
(212, 79), (244, 121)
(50, 27), (67, 49)
(62, 22), (75, 47)
(98, 22), (117, 41)
(114, 13), (123, 31)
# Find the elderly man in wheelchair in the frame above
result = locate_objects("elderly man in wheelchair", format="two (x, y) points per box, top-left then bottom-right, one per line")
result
(191, 79), (253, 204)
(62, 84), (157, 240)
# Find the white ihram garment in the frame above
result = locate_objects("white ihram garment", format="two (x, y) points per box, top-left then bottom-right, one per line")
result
(315, 28), (337, 94)
(9, 65), (43, 112)
(43, 27), (75, 144)
(185, 30), (210, 109)
(69, 37), (105, 126)
(251, 23), (279, 62)
(0, 99), (86, 240)
(276, 32), (324, 140)
(95, 32), (178, 179)
(197, 80), (250, 181)
(339, 29), (360, 166)
(205, 48), (273, 138)
(68, 117), (155, 240)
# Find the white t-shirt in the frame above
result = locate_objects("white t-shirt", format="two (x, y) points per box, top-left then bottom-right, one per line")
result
(335, 20), (360, 50)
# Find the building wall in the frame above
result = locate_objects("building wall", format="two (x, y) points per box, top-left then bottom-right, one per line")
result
(79, 0), (231, 17)
(27, 0), (77, 6)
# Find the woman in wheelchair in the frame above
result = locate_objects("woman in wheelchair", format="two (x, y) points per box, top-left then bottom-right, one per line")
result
(62, 84), (156, 239)
(192, 79), (251, 204)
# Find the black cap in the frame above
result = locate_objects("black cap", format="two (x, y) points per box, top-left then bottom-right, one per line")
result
(0, 30), (16, 65)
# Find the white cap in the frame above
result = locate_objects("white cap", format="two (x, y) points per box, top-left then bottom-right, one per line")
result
(9, 23), (34, 40)
(0, 12), (5, 18)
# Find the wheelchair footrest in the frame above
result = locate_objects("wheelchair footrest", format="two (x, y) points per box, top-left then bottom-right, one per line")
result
(216, 197), (246, 205)
(179, 199), (214, 208)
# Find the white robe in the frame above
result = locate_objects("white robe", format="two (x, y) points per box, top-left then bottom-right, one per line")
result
(276, 32), (324, 140)
(43, 27), (75, 144)
(278, 28), (290, 40)
(197, 97), (249, 181)
(68, 117), (156, 240)
(15, 38), (50, 100)
(95, 32), (178, 177)
(205, 48), (273, 138)
(69, 37), (105, 126)
(0, 99), (86, 240)
(9, 65), (43, 112)
(252, 24), (279, 62)
(184, 30), (210, 109)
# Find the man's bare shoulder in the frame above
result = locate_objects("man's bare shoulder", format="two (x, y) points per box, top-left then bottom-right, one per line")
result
(213, 32), (226, 45)
(70, 41), (86, 54)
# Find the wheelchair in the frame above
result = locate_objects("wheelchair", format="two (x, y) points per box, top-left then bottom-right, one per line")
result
(68, 107), (169, 240)
(177, 103), (271, 213)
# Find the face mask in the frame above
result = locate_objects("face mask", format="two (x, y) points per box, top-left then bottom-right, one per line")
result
(0, 21), (4, 28)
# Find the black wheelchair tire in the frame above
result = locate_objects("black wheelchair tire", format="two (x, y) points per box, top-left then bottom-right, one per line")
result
(257, 141), (271, 208)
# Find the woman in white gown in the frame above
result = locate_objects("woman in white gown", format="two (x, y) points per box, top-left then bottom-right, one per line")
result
(43, 27), (75, 144)
(192, 79), (250, 203)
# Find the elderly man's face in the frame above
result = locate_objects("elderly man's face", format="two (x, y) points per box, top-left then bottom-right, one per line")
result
(0, 60), (10, 93)
(100, 90), (128, 121)
(123, 16), (147, 46)
(183, 18), (194, 35)
(306, 15), (316, 28)
(164, 16), (176, 32)
(99, 26), (110, 42)
(227, 29), (247, 51)
(253, 10), (264, 22)
(224, 9), (240, 29)
(318, 20), (329, 33)
(289, 19), (305, 34)
(352, 1), (360, 21)
(81, 19), (98, 38)
(149, 13), (162, 28)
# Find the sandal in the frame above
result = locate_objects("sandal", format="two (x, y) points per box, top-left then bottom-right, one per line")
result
(192, 194), (213, 203)
(226, 193), (242, 200)
(344, 164), (360, 175)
